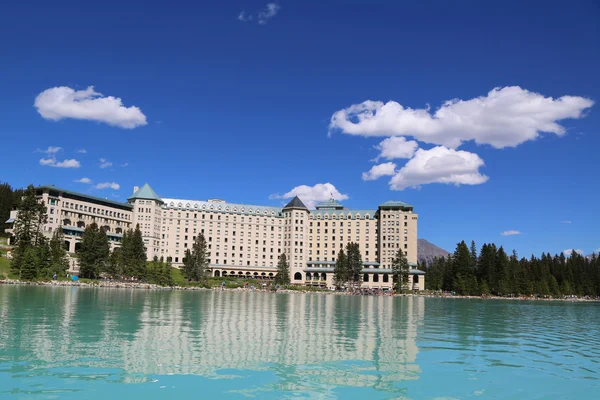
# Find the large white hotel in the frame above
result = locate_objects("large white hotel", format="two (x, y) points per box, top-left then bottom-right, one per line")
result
(5, 184), (424, 290)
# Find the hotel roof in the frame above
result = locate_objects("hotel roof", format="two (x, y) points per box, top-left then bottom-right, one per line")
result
(127, 183), (163, 203)
(37, 185), (132, 210)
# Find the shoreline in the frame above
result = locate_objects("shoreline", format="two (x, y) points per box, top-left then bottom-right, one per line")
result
(1, 278), (598, 302)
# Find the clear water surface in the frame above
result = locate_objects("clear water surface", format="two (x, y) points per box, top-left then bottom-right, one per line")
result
(0, 285), (598, 399)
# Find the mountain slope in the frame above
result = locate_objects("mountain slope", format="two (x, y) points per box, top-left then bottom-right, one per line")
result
(417, 238), (450, 265)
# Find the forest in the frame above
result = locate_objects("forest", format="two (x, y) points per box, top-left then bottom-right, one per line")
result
(421, 240), (600, 297)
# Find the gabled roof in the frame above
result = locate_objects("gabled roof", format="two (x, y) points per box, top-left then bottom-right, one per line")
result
(127, 183), (163, 203)
(283, 196), (308, 210)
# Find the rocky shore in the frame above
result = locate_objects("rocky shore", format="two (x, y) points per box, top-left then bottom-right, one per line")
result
(1, 278), (598, 301)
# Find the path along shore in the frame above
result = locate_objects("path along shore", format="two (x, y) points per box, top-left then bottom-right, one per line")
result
(1, 278), (598, 302)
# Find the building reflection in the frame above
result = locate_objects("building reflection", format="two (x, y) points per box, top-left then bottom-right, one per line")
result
(0, 287), (424, 396)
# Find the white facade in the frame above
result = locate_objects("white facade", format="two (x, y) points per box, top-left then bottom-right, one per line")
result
(5, 183), (424, 289)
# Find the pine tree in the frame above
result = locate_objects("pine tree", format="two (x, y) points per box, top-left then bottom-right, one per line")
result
(392, 248), (410, 291)
(11, 185), (48, 277)
(0, 182), (14, 235)
(129, 224), (147, 279)
(182, 232), (208, 282)
(48, 229), (69, 277)
(274, 253), (290, 285)
(106, 247), (123, 278)
(78, 223), (110, 279)
(346, 242), (362, 287)
(333, 248), (348, 288)
(162, 257), (174, 286)
(20, 247), (40, 281)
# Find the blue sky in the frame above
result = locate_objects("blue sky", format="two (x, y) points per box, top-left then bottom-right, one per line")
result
(1, 0), (598, 256)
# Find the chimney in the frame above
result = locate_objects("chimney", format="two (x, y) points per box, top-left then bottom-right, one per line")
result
(133, 186), (139, 194)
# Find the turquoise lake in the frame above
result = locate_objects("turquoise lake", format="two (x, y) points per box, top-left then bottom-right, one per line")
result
(0, 286), (599, 399)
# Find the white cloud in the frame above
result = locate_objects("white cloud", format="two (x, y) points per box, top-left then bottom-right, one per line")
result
(34, 86), (147, 129)
(560, 220), (572, 224)
(329, 86), (594, 149)
(564, 249), (584, 256)
(121, 162), (129, 167)
(238, 11), (252, 21)
(594, 248), (600, 254)
(95, 182), (120, 190)
(39, 158), (80, 168)
(501, 230), (522, 236)
(75, 177), (92, 184)
(239, 3), (280, 24)
(77, 149), (87, 153)
(99, 158), (113, 169)
(271, 183), (349, 209)
(36, 146), (62, 155)
(388, 146), (488, 190)
(375, 137), (418, 160)
(258, 3), (280, 24)
(362, 162), (396, 181)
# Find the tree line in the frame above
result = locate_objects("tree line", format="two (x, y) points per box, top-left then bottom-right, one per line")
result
(333, 242), (410, 290)
(421, 240), (600, 297)
(0, 182), (24, 236)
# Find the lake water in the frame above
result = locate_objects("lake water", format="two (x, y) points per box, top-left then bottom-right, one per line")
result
(0, 286), (599, 399)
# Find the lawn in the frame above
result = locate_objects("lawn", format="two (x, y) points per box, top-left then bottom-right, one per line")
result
(0, 253), (10, 279)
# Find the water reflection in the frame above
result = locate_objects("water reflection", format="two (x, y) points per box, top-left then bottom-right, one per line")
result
(0, 286), (424, 397)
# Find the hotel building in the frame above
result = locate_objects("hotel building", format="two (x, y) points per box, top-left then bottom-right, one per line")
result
(5, 183), (424, 290)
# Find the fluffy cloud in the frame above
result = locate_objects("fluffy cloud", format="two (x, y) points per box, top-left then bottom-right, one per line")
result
(95, 182), (120, 190)
(75, 177), (92, 184)
(388, 146), (488, 190)
(329, 86), (594, 149)
(99, 158), (113, 169)
(362, 162), (396, 181)
(39, 158), (80, 168)
(34, 86), (147, 129)
(501, 230), (522, 236)
(374, 136), (418, 160)
(238, 3), (280, 24)
(271, 183), (349, 209)
(564, 249), (584, 256)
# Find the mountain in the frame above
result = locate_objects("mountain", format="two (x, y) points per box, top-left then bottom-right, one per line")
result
(417, 238), (450, 266)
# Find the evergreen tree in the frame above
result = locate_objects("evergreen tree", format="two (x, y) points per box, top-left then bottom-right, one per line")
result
(333, 248), (348, 288)
(129, 224), (147, 279)
(182, 232), (208, 282)
(78, 223), (110, 279)
(452, 241), (474, 295)
(11, 185), (48, 277)
(48, 229), (69, 277)
(274, 253), (290, 285)
(392, 248), (410, 291)
(162, 257), (174, 286)
(0, 182), (14, 235)
(106, 247), (123, 278)
(346, 242), (362, 287)
(20, 247), (40, 281)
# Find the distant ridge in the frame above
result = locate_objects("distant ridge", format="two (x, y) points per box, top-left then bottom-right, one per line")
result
(418, 238), (450, 266)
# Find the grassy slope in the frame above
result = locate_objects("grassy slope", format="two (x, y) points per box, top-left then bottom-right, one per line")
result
(0, 250), (10, 279)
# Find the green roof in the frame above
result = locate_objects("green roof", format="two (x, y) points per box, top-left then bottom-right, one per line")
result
(37, 185), (132, 210)
(304, 267), (424, 274)
(127, 183), (163, 203)
(378, 201), (413, 209)
(315, 199), (344, 210)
